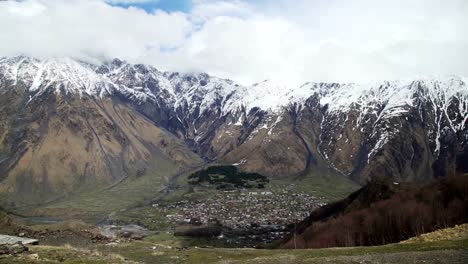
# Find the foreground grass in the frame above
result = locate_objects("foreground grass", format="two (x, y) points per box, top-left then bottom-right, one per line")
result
(0, 244), (131, 264)
(1, 236), (467, 264)
(106, 235), (468, 264)
(402, 224), (468, 243)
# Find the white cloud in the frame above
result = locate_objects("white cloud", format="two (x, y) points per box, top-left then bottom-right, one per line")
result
(105, 0), (156, 4)
(191, 0), (254, 21)
(0, 0), (467, 85)
(0, 0), (191, 63)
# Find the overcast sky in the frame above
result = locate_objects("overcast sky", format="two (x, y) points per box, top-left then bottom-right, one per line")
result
(1, 0), (467, 85)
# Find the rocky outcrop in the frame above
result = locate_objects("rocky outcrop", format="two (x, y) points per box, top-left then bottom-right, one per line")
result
(0, 235), (38, 246)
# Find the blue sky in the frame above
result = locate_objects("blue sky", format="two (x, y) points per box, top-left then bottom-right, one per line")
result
(108, 0), (192, 13)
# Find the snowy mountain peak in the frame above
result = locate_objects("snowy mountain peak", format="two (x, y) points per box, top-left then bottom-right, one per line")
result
(0, 56), (467, 118)
(0, 56), (114, 97)
(0, 56), (467, 186)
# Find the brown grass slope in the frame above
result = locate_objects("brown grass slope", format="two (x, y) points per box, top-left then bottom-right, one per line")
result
(0, 87), (203, 208)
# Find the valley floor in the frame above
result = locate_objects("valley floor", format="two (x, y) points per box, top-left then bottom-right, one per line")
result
(3, 172), (467, 263)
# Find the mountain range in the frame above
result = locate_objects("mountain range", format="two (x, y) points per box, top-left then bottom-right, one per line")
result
(0, 56), (467, 206)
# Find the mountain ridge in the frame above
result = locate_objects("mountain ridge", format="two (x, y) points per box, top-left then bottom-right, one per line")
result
(2, 56), (467, 116)
(1, 56), (467, 206)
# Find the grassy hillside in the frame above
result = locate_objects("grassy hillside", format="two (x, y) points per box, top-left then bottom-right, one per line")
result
(0, 233), (467, 264)
(11, 162), (185, 222)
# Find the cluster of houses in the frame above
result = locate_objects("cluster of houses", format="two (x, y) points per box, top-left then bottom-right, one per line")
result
(152, 189), (325, 244)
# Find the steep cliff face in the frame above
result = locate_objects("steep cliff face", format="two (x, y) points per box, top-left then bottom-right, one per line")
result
(0, 56), (467, 205)
(309, 80), (468, 182)
(167, 78), (467, 183)
(160, 76), (467, 183)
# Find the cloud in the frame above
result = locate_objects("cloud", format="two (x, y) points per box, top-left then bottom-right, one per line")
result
(191, 0), (253, 21)
(0, 0), (191, 62)
(105, 0), (157, 4)
(0, 0), (467, 85)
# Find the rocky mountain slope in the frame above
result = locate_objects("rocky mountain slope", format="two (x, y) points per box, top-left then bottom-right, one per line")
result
(0, 57), (203, 206)
(0, 56), (467, 205)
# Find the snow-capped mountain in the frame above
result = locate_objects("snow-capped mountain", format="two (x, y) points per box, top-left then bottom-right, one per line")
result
(0, 56), (467, 204)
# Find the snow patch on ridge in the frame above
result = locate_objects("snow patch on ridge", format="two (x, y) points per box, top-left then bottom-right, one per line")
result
(1, 56), (467, 160)
(2, 57), (467, 123)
